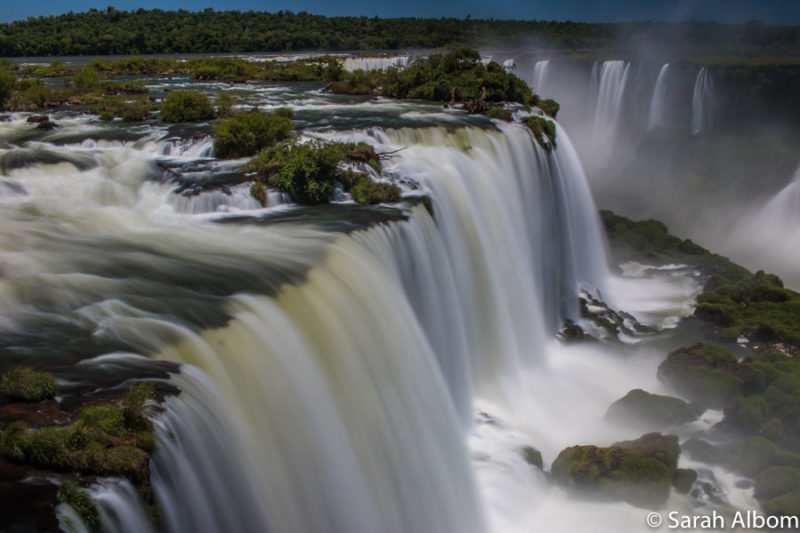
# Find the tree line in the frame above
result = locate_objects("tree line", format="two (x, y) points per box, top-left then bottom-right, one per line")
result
(2, 9), (800, 57)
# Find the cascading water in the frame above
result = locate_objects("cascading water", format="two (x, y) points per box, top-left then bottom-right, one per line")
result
(531, 59), (550, 96)
(647, 63), (670, 130)
(691, 67), (713, 135)
(591, 60), (631, 164)
(2, 108), (617, 532)
(342, 56), (410, 72)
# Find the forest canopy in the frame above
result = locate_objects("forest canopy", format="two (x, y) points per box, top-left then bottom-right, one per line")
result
(1, 9), (800, 57)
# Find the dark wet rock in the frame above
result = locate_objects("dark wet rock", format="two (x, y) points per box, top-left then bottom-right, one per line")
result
(551, 433), (679, 509)
(673, 468), (698, 493)
(26, 115), (51, 124)
(683, 436), (800, 477)
(606, 389), (703, 428)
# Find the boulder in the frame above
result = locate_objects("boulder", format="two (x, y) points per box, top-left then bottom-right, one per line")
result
(551, 433), (679, 508)
(606, 389), (703, 428)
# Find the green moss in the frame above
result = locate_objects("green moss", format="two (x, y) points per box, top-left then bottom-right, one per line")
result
(1, 367), (58, 402)
(486, 106), (512, 121)
(765, 489), (800, 517)
(521, 445), (543, 470)
(0, 383), (156, 482)
(212, 109), (294, 159)
(606, 389), (702, 427)
(657, 343), (745, 408)
(58, 480), (99, 532)
(250, 182), (267, 206)
(160, 91), (215, 123)
(551, 433), (679, 508)
(523, 115), (557, 151)
(755, 466), (800, 502)
(537, 98), (560, 118)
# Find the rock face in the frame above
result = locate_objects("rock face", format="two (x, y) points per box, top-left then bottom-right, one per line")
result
(551, 433), (680, 509)
(606, 389), (703, 429)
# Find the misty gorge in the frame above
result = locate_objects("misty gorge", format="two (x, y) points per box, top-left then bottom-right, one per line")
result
(0, 10), (799, 533)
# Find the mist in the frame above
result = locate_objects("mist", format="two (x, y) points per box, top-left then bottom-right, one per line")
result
(489, 27), (800, 288)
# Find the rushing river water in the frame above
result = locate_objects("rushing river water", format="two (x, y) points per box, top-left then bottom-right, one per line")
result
(0, 76), (749, 532)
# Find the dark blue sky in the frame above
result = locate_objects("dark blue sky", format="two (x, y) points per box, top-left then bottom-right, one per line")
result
(2, 0), (800, 24)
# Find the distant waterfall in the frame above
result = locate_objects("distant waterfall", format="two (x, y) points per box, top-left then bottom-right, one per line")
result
(342, 56), (410, 72)
(647, 63), (670, 130)
(532, 59), (550, 96)
(591, 60), (631, 163)
(691, 67), (713, 135)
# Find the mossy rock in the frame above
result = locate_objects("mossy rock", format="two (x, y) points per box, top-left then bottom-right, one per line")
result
(522, 115), (556, 151)
(0, 383), (156, 483)
(657, 343), (746, 408)
(1, 367), (58, 402)
(765, 489), (800, 517)
(683, 436), (800, 477)
(521, 445), (543, 470)
(755, 466), (800, 502)
(672, 468), (698, 494)
(551, 433), (679, 509)
(606, 389), (703, 428)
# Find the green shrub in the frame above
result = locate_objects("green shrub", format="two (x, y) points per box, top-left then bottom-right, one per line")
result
(0, 67), (15, 105)
(72, 67), (101, 92)
(212, 109), (294, 159)
(350, 176), (401, 205)
(160, 91), (215, 123)
(1, 367), (58, 402)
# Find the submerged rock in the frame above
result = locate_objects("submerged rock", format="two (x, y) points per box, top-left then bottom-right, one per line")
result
(606, 389), (703, 429)
(673, 468), (698, 494)
(551, 433), (679, 509)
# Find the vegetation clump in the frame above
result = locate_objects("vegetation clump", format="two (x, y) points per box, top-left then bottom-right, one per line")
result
(213, 109), (295, 159)
(0, 382), (156, 483)
(486, 106), (513, 121)
(160, 90), (215, 123)
(329, 48), (535, 110)
(551, 433), (680, 509)
(89, 96), (157, 122)
(1, 367), (58, 402)
(58, 480), (100, 532)
(244, 140), (400, 206)
(537, 98), (560, 118)
(523, 115), (557, 151)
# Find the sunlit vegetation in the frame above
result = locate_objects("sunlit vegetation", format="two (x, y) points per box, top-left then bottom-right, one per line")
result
(160, 91), (215, 122)
(243, 140), (399, 205)
(212, 108), (295, 159)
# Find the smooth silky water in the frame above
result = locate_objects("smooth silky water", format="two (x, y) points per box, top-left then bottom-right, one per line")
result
(0, 78), (744, 532)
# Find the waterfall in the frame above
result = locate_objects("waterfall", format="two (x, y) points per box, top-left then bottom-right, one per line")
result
(532, 60), (550, 96)
(591, 60), (630, 164)
(647, 63), (670, 131)
(691, 67), (713, 135)
(342, 56), (410, 72)
(1, 115), (611, 532)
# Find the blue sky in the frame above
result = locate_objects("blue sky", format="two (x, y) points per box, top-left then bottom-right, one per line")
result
(2, 0), (800, 24)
